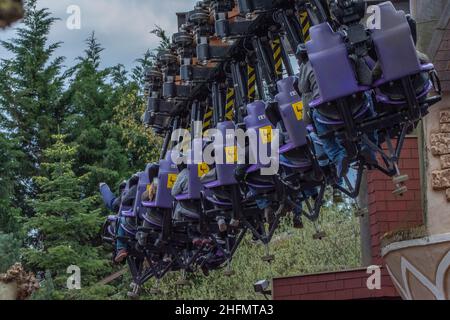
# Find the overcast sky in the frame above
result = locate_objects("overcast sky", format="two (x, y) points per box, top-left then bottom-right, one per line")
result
(0, 0), (198, 70)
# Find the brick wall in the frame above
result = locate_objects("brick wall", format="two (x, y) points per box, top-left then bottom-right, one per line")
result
(367, 137), (424, 265)
(273, 137), (423, 300)
(273, 268), (399, 300)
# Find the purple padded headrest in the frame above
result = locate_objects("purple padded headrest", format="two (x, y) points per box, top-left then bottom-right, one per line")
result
(371, 1), (421, 82)
(276, 76), (297, 94)
(216, 121), (235, 136)
(306, 23), (359, 102)
(246, 100), (266, 118)
(275, 79), (307, 148)
(138, 171), (150, 186)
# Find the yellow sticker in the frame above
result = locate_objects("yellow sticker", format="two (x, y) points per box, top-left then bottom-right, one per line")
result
(167, 174), (177, 188)
(259, 125), (273, 144)
(198, 162), (210, 177)
(146, 184), (152, 193)
(225, 146), (238, 164)
(292, 101), (304, 121)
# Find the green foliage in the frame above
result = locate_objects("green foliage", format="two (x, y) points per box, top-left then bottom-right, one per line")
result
(0, 1), (163, 299)
(64, 32), (131, 196)
(0, 0), (66, 193)
(0, 133), (23, 235)
(150, 26), (171, 55)
(131, 50), (153, 91)
(112, 89), (162, 170)
(30, 270), (59, 300)
(0, 134), (23, 273)
(63, 284), (118, 300)
(0, 232), (21, 273)
(22, 135), (111, 289)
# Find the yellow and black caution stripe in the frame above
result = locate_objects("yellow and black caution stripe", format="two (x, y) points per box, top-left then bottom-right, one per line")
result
(271, 37), (283, 77)
(247, 65), (256, 102)
(299, 11), (311, 42)
(225, 87), (235, 121)
(203, 106), (213, 133)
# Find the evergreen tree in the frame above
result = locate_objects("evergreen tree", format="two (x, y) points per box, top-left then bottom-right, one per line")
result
(110, 64), (128, 89)
(128, 26), (170, 93)
(30, 270), (56, 300)
(64, 32), (128, 194)
(0, 133), (23, 234)
(0, 133), (23, 272)
(0, 233), (21, 273)
(22, 134), (110, 290)
(65, 32), (112, 133)
(130, 49), (153, 93)
(0, 0), (67, 201)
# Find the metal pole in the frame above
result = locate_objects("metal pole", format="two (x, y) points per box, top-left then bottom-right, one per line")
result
(358, 172), (372, 267)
